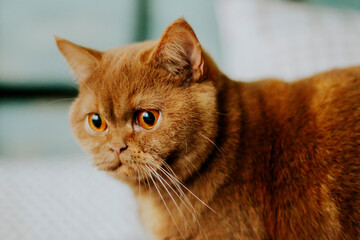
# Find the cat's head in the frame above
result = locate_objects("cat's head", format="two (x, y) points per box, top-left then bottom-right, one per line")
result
(56, 18), (220, 183)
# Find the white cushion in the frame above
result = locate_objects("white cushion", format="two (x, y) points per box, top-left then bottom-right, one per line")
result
(0, 156), (149, 240)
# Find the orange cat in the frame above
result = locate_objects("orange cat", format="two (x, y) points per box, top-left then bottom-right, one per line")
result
(56, 18), (360, 239)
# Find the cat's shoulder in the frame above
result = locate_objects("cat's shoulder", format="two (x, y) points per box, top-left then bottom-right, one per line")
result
(244, 66), (360, 99)
(308, 66), (360, 106)
(309, 66), (360, 88)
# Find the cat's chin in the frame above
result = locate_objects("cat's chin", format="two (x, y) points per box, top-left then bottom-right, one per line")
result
(103, 161), (150, 182)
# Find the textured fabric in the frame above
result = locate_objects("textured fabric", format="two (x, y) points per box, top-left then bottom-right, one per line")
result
(0, 156), (149, 240)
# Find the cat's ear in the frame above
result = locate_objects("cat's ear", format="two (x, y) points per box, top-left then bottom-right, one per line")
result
(150, 18), (205, 82)
(55, 36), (102, 81)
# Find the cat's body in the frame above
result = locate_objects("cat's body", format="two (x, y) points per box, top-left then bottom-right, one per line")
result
(136, 68), (360, 240)
(56, 18), (360, 239)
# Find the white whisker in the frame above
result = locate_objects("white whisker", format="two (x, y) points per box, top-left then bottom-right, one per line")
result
(146, 160), (209, 240)
(197, 132), (222, 153)
(146, 166), (186, 240)
(148, 165), (195, 236)
(149, 155), (217, 213)
(137, 165), (141, 198)
(46, 98), (76, 106)
(153, 158), (218, 215)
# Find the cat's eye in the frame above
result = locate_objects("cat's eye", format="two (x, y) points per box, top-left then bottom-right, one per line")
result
(87, 113), (107, 132)
(137, 110), (160, 130)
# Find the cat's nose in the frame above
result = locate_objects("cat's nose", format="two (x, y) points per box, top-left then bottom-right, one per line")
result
(109, 144), (128, 155)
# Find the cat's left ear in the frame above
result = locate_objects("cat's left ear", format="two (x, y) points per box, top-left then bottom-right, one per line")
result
(150, 18), (205, 83)
(55, 36), (102, 81)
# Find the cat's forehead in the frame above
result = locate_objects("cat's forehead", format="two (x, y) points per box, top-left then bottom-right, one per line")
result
(102, 40), (156, 69)
(83, 42), (173, 120)
(96, 41), (162, 86)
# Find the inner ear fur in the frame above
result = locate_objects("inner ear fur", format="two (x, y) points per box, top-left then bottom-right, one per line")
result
(150, 18), (205, 82)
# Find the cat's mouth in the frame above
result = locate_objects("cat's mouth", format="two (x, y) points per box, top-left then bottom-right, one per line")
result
(95, 158), (123, 172)
(108, 161), (122, 171)
(97, 151), (160, 180)
(106, 159), (149, 176)
(107, 160), (147, 171)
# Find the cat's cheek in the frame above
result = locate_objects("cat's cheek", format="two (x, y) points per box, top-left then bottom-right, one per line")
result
(82, 139), (102, 156)
(72, 126), (107, 157)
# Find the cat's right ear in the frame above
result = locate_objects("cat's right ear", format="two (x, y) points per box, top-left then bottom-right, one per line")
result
(55, 36), (102, 81)
(148, 18), (205, 83)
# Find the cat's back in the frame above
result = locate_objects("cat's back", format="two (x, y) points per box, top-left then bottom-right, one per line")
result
(310, 67), (360, 239)
(241, 66), (360, 133)
(311, 66), (360, 132)
(234, 66), (360, 239)
(294, 66), (360, 158)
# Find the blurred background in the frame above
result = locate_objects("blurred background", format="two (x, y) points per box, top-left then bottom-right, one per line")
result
(1, 0), (360, 239)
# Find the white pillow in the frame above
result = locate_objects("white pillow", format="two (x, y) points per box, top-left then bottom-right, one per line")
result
(216, 0), (360, 81)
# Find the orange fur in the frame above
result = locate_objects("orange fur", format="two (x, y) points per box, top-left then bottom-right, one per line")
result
(56, 18), (360, 239)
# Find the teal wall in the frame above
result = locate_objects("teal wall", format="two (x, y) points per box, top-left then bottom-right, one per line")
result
(0, 0), (220, 86)
(303, 0), (360, 9)
(0, 100), (80, 157)
(0, 0), (137, 86)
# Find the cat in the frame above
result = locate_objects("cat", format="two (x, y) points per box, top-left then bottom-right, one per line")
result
(56, 18), (360, 240)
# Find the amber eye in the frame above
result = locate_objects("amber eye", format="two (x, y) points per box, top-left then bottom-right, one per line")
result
(137, 110), (160, 130)
(87, 113), (107, 132)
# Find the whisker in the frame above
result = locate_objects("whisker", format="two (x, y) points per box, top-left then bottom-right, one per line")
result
(148, 165), (195, 236)
(197, 132), (222, 153)
(215, 111), (229, 116)
(142, 165), (152, 193)
(139, 164), (152, 192)
(138, 165), (141, 198)
(178, 137), (197, 175)
(147, 166), (186, 240)
(145, 159), (196, 212)
(150, 156), (212, 212)
(152, 155), (181, 180)
(185, 157), (200, 175)
(150, 158), (218, 215)
(146, 159), (191, 204)
(46, 97), (76, 106)
(146, 161), (209, 240)
(152, 163), (196, 211)
(182, 161), (193, 176)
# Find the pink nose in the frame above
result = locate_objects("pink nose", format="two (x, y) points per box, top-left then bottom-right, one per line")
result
(109, 144), (128, 155)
